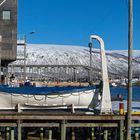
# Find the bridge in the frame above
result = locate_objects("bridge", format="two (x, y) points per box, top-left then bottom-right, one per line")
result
(8, 64), (101, 82)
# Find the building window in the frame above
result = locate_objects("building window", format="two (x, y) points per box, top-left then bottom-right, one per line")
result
(2, 11), (11, 20)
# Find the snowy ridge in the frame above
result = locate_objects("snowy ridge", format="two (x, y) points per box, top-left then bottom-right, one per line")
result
(12, 44), (140, 76)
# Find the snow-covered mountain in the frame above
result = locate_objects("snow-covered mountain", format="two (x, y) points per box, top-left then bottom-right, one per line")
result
(11, 44), (140, 77)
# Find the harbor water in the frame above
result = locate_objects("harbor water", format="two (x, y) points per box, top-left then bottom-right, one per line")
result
(110, 86), (140, 101)
(111, 86), (140, 112)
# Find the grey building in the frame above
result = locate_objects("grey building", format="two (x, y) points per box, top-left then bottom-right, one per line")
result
(0, 0), (17, 67)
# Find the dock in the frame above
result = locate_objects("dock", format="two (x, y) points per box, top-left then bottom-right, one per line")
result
(0, 110), (140, 140)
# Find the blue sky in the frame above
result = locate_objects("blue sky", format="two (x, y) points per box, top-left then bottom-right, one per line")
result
(18, 0), (140, 50)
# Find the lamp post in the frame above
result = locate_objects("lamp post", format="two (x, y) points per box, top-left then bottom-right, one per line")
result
(23, 32), (35, 82)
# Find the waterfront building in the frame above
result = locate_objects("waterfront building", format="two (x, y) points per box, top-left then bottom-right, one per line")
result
(0, 0), (17, 67)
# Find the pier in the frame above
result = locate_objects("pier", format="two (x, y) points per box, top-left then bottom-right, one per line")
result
(0, 111), (140, 140)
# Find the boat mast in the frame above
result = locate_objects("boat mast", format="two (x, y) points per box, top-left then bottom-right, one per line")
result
(89, 35), (112, 114)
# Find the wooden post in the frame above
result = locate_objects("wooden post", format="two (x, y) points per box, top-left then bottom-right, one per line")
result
(11, 129), (14, 140)
(120, 120), (124, 140)
(99, 129), (103, 139)
(0, 132), (2, 140)
(17, 120), (21, 140)
(6, 127), (10, 140)
(61, 120), (66, 140)
(108, 130), (111, 140)
(48, 129), (52, 140)
(127, 0), (133, 139)
(103, 130), (108, 140)
(91, 128), (95, 140)
(71, 128), (75, 140)
(135, 128), (139, 140)
(40, 128), (43, 140)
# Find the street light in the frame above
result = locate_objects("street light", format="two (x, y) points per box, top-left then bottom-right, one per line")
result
(23, 32), (35, 82)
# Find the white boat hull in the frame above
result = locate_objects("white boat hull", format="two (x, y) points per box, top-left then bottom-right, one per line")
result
(0, 89), (100, 110)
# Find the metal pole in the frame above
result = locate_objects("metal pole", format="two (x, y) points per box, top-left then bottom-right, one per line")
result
(89, 42), (92, 85)
(127, 0), (133, 140)
(89, 43), (92, 68)
(0, 35), (2, 84)
(24, 35), (26, 82)
(23, 32), (35, 82)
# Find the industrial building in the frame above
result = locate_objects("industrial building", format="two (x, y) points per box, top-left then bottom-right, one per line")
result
(0, 0), (17, 67)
